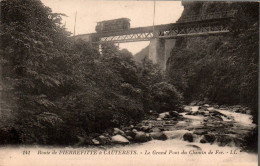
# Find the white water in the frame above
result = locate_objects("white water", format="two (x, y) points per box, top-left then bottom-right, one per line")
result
(217, 109), (255, 127)
(0, 106), (257, 166)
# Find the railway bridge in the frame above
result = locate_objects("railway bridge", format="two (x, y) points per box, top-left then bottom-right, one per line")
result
(73, 11), (237, 70)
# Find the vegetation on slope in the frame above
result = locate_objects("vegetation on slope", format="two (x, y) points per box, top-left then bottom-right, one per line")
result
(167, 2), (259, 123)
(0, 0), (182, 145)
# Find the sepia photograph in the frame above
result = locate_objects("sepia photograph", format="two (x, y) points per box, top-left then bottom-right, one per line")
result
(0, 0), (259, 165)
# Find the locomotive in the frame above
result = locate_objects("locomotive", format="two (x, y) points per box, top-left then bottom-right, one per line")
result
(95, 18), (131, 33)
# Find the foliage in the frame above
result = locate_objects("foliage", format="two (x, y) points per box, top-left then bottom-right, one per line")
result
(151, 82), (183, 113)
(167, 2), (258, 123)
(0, 0), (183, 145)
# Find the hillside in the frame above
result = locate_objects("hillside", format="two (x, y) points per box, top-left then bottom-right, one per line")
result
(134, 46), (149, 63)
(167, 2), (259, 123)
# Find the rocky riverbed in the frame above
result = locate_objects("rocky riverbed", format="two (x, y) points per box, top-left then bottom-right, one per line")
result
(0, 104), (257, 166)
(87, 104), (256, 149)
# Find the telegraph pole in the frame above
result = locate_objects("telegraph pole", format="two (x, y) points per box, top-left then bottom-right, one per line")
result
(73, 11), (77, 36)
(152, 0), (156, 35)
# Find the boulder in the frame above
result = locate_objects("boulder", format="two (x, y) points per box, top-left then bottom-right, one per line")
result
(216, 135), (233, 146)
(200, 139), (207, 144)
(246, 109), (251, 115)
(125, 130), (136, 138)
(156, 118), (162, 121)
(194, 129), (208, 135)
(189, 101), (197, 106)
(213, 105), (220, 109)
(169, 111), (180, 117)
(183, 106), (192, 112)
(111, 135), (130, 144)
(207, 107), (215, 111)
(211, 115), (223, 121)
(134, 131), (151, 142)
(150, 132), (167, 140)
(141, 126), (151, 132)
(99, 135), (106, 140)
(197, 101), (204, 106)
(132, 129), (138, 133)
(159, 112), (171, 119)
(203, 104), (210, 107)
(97, 135), (109, 144)
(151, 128), (161, 132)
(183, 133), (193, 142)
(126, 136), (133, 141)
(203, 134), (216, 143)
(114, 128), (124, 135)
(165, 121), (171, 124)
(92, 139), (100, 145)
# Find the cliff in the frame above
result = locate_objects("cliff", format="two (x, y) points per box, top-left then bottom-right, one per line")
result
(167, 2), (259, 122)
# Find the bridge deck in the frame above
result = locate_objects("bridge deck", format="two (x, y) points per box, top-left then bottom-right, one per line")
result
(73, 15), (234, 43)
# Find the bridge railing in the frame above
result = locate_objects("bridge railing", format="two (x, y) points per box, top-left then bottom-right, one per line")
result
(178, 10), (237, 23)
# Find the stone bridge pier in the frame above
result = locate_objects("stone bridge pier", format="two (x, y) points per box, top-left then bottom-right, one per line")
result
(148, 38), (176, 70)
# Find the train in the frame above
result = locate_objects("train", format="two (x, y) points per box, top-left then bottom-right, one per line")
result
(95, 18), (131, 33)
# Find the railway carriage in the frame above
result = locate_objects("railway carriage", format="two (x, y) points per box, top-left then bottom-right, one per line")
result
(95, 18), (131, 33)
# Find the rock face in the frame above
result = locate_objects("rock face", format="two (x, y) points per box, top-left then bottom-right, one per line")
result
(183, 133), (193, 142)
(111, 135), (129, 144)
(150, 132), (167, 140)
(134, 131), (151, 142)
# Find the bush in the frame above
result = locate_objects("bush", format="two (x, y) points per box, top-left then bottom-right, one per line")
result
(151, 82), (183, 113)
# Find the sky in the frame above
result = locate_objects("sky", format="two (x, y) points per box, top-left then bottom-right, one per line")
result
(41, 0), (184, 54)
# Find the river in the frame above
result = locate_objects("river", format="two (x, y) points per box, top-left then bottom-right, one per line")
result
(0, 106), (257, 166)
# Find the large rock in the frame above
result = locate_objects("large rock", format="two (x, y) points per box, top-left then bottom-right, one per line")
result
(194, 129), (208, 135)
(132, 129), (138, 133)
(92, 139), (100, 145)
(184, 106), (192, 112)
(159, 112), (171, 119)
(141, 126), (151, 132)
(197, 101), (205, 106)
(200, 139), (207, 144)
(125, 130), (136, 138)
(169, 111), (180, 117)
(189, 101), (197, 106)
(150, 132), (167, 140)
(203, 104), (210, 107)
(114, 128), (124, 135)
(151, 128), (161, 132)
(183, 133), (193, 142)
(203, 134), (216, 143)
(216, 135), (233, 146)
(134, 131), (151, 142)
(111, 135), (130, 144)
(97, 135), (109, 144)
(211, 115), (223, 121)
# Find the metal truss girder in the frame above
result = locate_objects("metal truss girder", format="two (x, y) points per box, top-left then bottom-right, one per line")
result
(81, 18), (232, 44)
